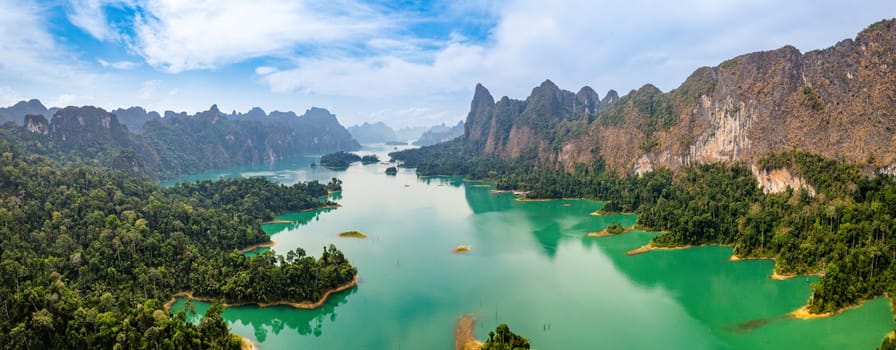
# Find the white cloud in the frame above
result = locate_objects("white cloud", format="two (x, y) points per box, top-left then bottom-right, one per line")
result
(97, 58), (139, 69)
(137, 79), (162, 100)
(255, 66), (277, 75)
(259, 0), (896, 103)
(51, 94), (87, 107)
(0, 86), (22, 106)
(131, 0), (393, 73)
(66, 0), (119, 41)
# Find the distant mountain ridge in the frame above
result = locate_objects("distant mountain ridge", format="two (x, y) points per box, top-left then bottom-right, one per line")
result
(411, 19), (896, 176)
(414, 120), (464, 146)
(0, 103), (360, 179)
(348, 121), (398, 143)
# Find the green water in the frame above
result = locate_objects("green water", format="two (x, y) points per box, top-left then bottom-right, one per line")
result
(169, 144), (894, 349)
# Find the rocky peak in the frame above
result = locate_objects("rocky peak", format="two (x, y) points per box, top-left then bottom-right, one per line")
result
(17, 99), (46, 111)
(464, 84), (497, 150)
(471, 84), (496, 109)
(247, 107), (266, 118)
(576, 86), (600, 113)
(600, 90), (620, 109)
(0, 99), (49, 125)
(302, 107), (337, 122)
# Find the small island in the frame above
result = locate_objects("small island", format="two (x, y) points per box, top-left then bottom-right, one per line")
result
(385, 166), (398, 175)
(339, 230), (368, 238)
(453, 245), (471, 254)
(361, 154), (380, 164)
(587, 223), (631, 237)
(320, 151), (362, 168)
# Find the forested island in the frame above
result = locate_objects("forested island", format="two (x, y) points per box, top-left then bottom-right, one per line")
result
(0, 141), (357, 348)
(361, 154), (380, 164)
(319, 151), (362, 168)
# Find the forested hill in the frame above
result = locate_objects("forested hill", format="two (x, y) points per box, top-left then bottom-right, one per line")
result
(0, 141), (356, 349)
(396, 19), (896, 176)
(0, 103), (360, 179)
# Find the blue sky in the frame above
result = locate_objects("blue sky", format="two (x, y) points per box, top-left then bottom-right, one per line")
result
(0, 0), (894, 127)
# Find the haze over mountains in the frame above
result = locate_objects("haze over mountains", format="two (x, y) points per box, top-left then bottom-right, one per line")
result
(0, 102), (360, 179)
(347, 120), (464, 145)
(414, 19), (896, 177)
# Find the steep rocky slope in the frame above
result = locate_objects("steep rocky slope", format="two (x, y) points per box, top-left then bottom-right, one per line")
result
(454, 19), (896, 178)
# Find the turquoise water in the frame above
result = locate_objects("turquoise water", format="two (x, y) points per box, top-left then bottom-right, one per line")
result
(169, 144), (894, 349)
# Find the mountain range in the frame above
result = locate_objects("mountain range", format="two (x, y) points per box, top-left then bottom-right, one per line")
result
(416, 19), (896, 178)
(0, 103), (360, 179)
(348, 120), (464, 145)
(414, 120), (464, 146)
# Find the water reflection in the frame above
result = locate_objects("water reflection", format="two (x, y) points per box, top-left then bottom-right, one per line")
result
(462, 184), (637, 259)
(176, 284), (357, 342)
(263, 208), (337, 235)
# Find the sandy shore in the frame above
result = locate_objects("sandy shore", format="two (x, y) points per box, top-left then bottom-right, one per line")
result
(625, 243), (695, 255)
(489, 189), (529, 196)
(587, 225), (635, 237)
(237, 240), (278, 254)
(239, 335), (255, 350)
(728, 254), (822, 281)
(455, 316), (483, 350)
(164, 275), (359, 311)
(789, 305), (834, 319)
(788, 301), (870, 320)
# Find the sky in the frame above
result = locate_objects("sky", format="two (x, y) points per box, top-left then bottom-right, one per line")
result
(0, 1), (894, 127)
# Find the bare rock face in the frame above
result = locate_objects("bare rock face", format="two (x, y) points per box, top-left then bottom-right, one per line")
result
(24, 115), (49, 135)
(750, 164), (816, 196)
(450, 19), (896, 177)
(637, 19), (896, 173)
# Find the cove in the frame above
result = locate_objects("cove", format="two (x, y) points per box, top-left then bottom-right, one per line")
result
(168, 144), (894, 349)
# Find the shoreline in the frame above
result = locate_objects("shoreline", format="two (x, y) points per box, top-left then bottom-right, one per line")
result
(626, 243), (696, 255)
(260, 204), (342, 225)
(632, 241), (853, 319)
(163, 275), (359, 311)
(239, 335), (255, 350)
(587, 225), (635, 237)
(515, 197), (580, 202)
(789, 299), (871, 320)
(589, 210), (636, 217)
(455, 315), (483, 350)
(237, 240), (278, 254)
(489, 189), (529, 196)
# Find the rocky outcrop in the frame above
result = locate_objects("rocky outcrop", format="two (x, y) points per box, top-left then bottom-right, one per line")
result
(750, 164), (816, 196)
(111, 107), (161, 133)
(448, 19), (896, 178)
(24, 115), (49, 135)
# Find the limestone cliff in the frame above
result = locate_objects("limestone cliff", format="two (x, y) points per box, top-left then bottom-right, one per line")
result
(453, 19), (896, 184)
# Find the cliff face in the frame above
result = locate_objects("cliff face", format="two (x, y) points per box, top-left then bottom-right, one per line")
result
(457, 19), (896, 176)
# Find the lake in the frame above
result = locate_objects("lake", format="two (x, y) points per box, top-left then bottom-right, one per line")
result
(168, 144), (894, 349)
